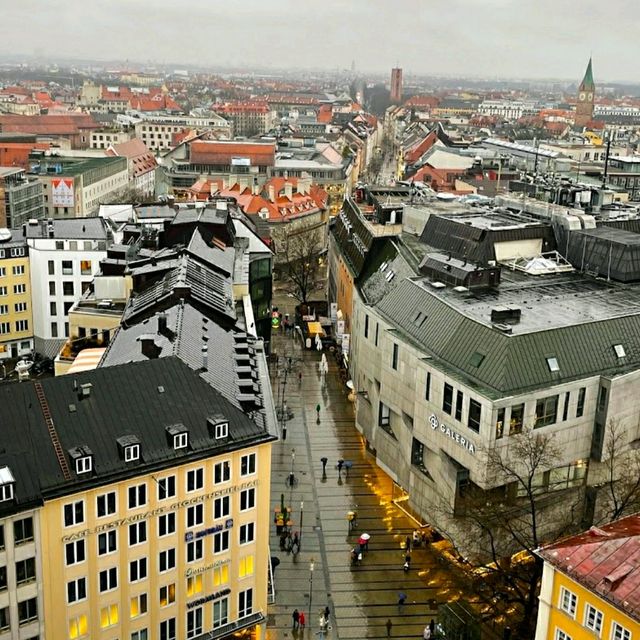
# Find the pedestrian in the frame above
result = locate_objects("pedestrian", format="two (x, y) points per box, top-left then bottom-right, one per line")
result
(398, 592), (407, 607)
(345, 460), (352, 477)
(405, 553), (411, 566)
(279, 531), (287, 551)
(413, 529), (420, 547)
(324, 606), (330, 623)
(292, 609), (300, 630)
(423, 625), (432, 639)
(321, 456), (328, 474)
(405, 535), (411, 552)
(292, 531), (300, 554)
(316, 403), (321, 421)
(337, 459), (344, 475)
(429, 619), (435, 636)
(298, 371), (302, 385)
(299, 611), (305, 629)
(288, 471), (295, 487)
(386, 618), (393, 637)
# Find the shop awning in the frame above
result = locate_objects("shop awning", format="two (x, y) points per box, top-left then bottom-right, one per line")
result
(307, 321), (325, 336)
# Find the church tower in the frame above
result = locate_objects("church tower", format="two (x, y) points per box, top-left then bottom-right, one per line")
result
(575, 58), (595, 128)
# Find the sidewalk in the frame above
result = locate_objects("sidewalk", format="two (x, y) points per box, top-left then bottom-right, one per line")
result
(266, 318), (458, 639)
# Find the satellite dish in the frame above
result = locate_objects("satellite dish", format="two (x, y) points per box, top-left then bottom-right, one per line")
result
(0, 229), (12, 242)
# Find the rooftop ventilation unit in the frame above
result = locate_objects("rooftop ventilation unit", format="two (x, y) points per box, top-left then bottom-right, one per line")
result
(430, 281), (446, 289)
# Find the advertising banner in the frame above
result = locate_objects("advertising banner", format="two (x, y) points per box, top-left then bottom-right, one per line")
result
(51, 178), (74, 208)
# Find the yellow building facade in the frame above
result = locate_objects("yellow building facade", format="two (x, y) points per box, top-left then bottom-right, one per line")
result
(0, 238), (34, 360)
(40, 442), (272, 640)
(536, 516), (640, 640)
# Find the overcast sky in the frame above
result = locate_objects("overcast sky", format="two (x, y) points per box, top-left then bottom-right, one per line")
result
(1, 0), (637, 82)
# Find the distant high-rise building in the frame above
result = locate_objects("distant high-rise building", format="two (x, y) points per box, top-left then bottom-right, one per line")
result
(575, 57), (595, 128)
(390, 67), (403, 103)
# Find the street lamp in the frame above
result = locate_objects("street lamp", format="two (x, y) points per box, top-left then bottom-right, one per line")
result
(299, 500), (304, 549)
(308, 558), (315, 634)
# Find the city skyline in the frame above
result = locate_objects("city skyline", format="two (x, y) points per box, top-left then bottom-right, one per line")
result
(1, 0), (639, 83)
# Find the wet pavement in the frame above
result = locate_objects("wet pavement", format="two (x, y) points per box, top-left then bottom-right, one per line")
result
(265, 307), (481, 639)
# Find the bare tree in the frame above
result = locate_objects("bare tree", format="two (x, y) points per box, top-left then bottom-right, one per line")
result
(273, 225), (324, 304)
(599, 419), (640, 522)
(452, 428), (585, 636)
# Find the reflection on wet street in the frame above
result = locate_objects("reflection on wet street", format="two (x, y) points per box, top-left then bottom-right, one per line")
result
(266, 328), (476, 639)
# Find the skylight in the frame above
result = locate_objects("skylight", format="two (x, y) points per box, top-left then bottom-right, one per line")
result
(614, 344), (626, 358)
(546, 357), (560, 372)
(469, 352), (486, 367)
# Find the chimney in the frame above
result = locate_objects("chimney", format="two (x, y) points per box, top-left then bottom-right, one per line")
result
(252, 176), (259, 195)
(157, 313), (168, 336)
(201, 344), (208, 370)
(140, 335), (161, 359)
(284, 182), (293, 200)
(268, 185), (276, 202)
(22, 224), (26, 237)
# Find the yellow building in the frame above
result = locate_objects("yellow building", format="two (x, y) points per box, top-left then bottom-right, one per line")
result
(536, 515), (640, 640)
(0, 232), (33, 360)
(1, 356), (275, 640)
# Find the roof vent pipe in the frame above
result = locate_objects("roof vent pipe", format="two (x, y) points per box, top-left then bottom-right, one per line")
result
(202, 344), (208, 371)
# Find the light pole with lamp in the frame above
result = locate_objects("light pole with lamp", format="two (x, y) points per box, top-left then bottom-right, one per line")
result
(308, 558), (315, 634)
(299, 500), (304, 549)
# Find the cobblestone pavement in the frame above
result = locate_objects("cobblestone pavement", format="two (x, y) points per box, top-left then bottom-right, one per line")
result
(265, 303), (480, 639)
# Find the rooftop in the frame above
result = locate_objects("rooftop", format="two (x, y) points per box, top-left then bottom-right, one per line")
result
(0, 357), (274, 514)
(24, 217), (109, 240)
(538, 514), (640, 623)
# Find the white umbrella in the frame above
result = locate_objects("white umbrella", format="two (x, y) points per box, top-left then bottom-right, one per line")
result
(359, 533), (371, 541)
(315, 334), (322, 351)
(321, 354), (329, 374)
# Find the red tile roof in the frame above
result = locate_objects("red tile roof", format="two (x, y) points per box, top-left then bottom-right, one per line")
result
(538, 515), (640, 622)
(106, 139), (157, 177)
(0, 114), (99, 136)
(189, 141), (275, 167)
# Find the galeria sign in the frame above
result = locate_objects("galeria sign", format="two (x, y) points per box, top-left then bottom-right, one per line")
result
(429, 414), (476, 454)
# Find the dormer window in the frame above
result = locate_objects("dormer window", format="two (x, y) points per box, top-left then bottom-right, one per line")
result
(0, 466), (15, 502)
(125, 444), (140, 462)
(76, 456), (92, 474)
(68, 446), (93, 476)
(215, 422), (229, 439)
(166, 424), (189, 451)
(117, 435), (141, 463)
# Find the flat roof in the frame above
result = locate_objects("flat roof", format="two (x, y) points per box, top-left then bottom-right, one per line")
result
(419, 268), (640, 335)
(438, 209), (545, 231)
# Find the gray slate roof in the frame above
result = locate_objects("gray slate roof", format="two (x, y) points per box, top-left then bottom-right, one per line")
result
(375, 277), (640, 398)
(24, 216), (109, 240)
(0, 357), (274, 514)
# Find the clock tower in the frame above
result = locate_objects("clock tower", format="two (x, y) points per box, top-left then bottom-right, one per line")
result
(575, 57), (595, 128)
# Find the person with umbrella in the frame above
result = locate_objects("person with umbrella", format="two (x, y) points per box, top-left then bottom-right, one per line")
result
(359, 533), (370, 552)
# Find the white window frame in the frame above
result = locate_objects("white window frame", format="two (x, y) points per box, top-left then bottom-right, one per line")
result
(240, 487), (256, 511)
(239, 522), (255, 545)
(130, 594), (148, 620)
(129, 521), (147, 546)
(187, 539), (204, 563)
(215, 422), (229, 439)
(583, 603), (603, 634)
(240, 452), (256, 477)
(96, 491), (117, 518)
(157, 475), (176, 500)
(611, 622), (632, 640)
(128, 483), (147, 509)
(64, 500), (85, 527)
(238, 587), (253, 618)
(213, 530), (230, 554)
(554, 628), (571, 640)
(0, 484), (13, 502)
(125, 444), (140, 462)
(186, 504), (203, 528)
(173, 432), (188, 450)
(99, 566), (118, 592)
(559, 586), (577, 618)
(76, 456), (92, 474)
(214, 460), (231, 484)
(214, 495), (230, 520)
(67, 577), (87, 604)
(97, 530), (117, 556)
(65, 539), (86, 566)
(187, 606), (203, 639)
(129, 557), (148, 583)
(213, 596), (229, 629)
(159, 548), (176, 573)
(186, 467), (204, 492)
(158, 512), (176, 537)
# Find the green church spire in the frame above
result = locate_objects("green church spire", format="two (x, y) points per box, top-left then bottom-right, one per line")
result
(579, 58), (595, 92)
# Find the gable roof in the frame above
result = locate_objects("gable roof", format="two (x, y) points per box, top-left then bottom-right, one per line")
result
(538, 515), (640, 622)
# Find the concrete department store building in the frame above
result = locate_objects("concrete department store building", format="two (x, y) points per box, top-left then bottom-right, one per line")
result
(347, 208), (640, 556)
